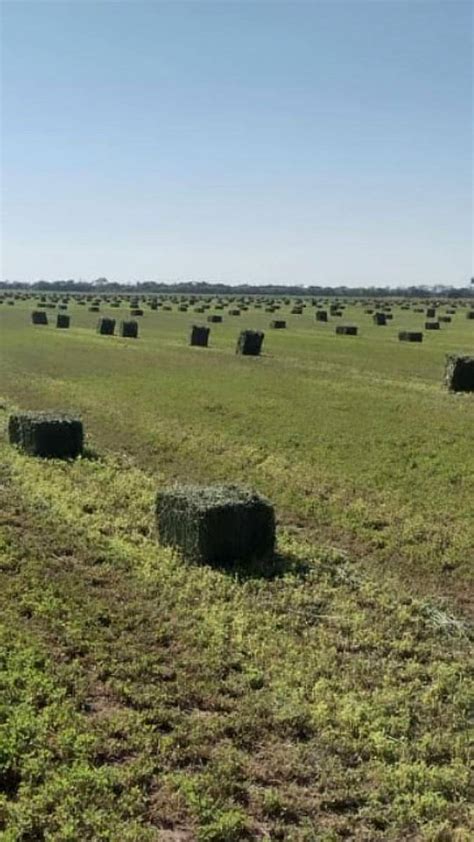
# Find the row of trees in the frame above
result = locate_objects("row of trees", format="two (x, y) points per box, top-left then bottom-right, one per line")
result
(1, 278), (473, 298)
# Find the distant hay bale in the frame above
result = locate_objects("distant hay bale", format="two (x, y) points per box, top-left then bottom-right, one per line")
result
(119, 320), (139, 338)
(445, 355), (474, 392)
(130, 308), (143, 316)
(97, 317), (116, 335)
(439, 316), (452, 323)
(373, 313), (387, 325)
(56, 314), (70, 329)
(89, 306), (100, 312)
(189, 325), (210, 347)
(236, 329), (264, 356)
(8, 411), (83, 459)
(270, 320), (286, 329)
(207, 314), (223, 323)
(399, 331), (423, 342)
(426, 308), (436, 318)
(31, 311), (48, 325)
(335, 325), (358, 335)
(315, 310), (328, 322)
(155, 484), (275, 567)
(425, 321), (440, 330)
(229, 309), (241, 316)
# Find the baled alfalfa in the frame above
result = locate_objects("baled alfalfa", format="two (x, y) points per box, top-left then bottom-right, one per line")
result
(56, 314), (70, 329)
(207, 314), (223, 323)
(270, 320), (286, 329)
(373, 313), (387, 326)
(466, 311), (474, 320)
(8, 411), (84, 459)
(426, 308), (436, 318)
(398, 331), (423, 342)
(335, 325), (358, 336)
(97, 317), (116, 335)
(189, 325), (210, 347)
(444, 355), (474, 392)
(119, 320), (139, 338)
(439, 316), (452, 323)
(130, 308), (144, 316)
(315, 310), (328, 322)
(31, 311), (48, 325)
(425, 321), (440, 330)
(89, 305), (100, 312)
(155, 484), (275, 567)
(229, 309), (241, 316)
(236, 329), (264, 356)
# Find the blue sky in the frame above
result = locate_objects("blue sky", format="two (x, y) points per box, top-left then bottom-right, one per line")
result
(1, 0), (472, 285)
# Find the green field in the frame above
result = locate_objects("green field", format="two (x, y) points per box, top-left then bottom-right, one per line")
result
(0, 294), (472, 840)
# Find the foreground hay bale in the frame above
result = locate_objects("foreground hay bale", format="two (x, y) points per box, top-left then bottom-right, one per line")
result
(119, 320), (138, 338)
(189, 325), (210, 347)
(156, 484), (275, 567)
(445, 355), (474, 392)
(335, 325), (358, 336)
(97, 317), (115, 336)
(399, 331), (423, 342)
(31, 311), (48, 325)
(8, 412), (83, 458)
(236, 330), (264, 355)
(373, 313), (387, 326)
(56, 314), (70, 329)
(270, 320), (286, 329)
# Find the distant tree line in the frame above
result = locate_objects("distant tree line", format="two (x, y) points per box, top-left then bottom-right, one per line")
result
(1, 278), (473, 298)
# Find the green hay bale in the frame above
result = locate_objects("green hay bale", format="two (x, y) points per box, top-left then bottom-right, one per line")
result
(335, 325), (358, 336)
(373, 313), (387, 326)
(229, 309), (241, 316)
(445, 355), (474, 392)
(130, 308), (143, 316)
(8, 411), (83, 459)
(425, 321), (440, 330)
(315, 310), (328, 322)
(207, 314), (223, 323)
(97, 317), (116, 336)
(270, 320), (286, 329)
(426, 308), (436, 318)
(89, 305), (100, 312)
(466, 311), (474, 320)
(399, 331), (423, 342)
(236, 330), (264, 356)
(56, 314), (70, 329)
(31, 311), (48, 325)
(119, 320), (139, 338)
(156, 484), (275, 567)
(290, 307), (303, 314)
(189, 325), (210, 347)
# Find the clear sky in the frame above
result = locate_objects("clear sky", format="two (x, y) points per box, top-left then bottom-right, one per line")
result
(1, 0), (472, 286)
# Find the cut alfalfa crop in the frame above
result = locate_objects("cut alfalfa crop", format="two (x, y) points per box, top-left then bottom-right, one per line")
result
(445, 355), (474, 392)
(189, 325), (210, 347)
(8, 411), (84, 458)
(31, 311), (48, 325)
(97, 317), (116, 336)
(119, 320), (139, 338)
(335, 325), (358, 336)
(398, 331), (423, 342)
(56, 314), (70, 329)
(236, 330), (264, 356)
(155, 484), (275, 567)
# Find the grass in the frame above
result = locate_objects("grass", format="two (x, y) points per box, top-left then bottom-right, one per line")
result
(0, 294), (473, 839)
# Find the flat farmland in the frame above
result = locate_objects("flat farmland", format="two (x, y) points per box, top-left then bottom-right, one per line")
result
(0, 294), (472, 840)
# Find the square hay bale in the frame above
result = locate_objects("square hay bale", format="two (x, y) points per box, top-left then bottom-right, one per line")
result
(119, 320), (139, 338)
(31, 311), (48, 325)
(426, 308), (436, 318)
(130, 308), (144, 316)
(229, 309), (241, 316)
(399, 331), (423, 342)
(445, 355), (474, 392)
(207, 314), (223, 323)
(56, 314), (70, 329)
(89, 305), (100, 312)
(97, 317), (116, 335)
(290, 307), (303, 314)
(335, 325), (358, 335)
(270, 320), (286, 329)
(8, 411), (83, 458)
(189, 325), (210, 347)
(155, 484), (275, 567)
(236, 329), (264, 356)
(316, 310), (328, 322)
(439, 316), (452, 323)
(373, 313), (387, 325)
(466, 311), (474, 320)
(425, 321), (440, 330)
